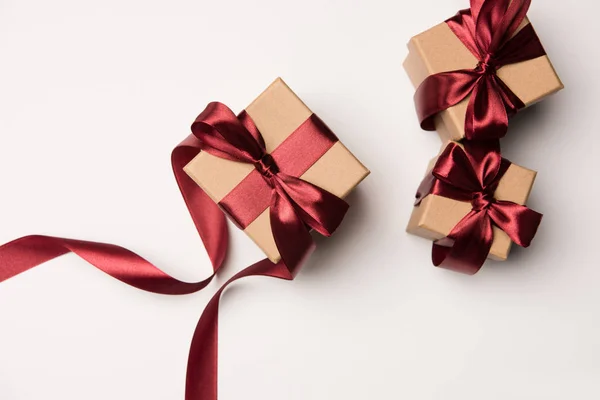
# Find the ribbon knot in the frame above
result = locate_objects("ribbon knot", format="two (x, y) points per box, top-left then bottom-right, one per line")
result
(255, 153), (279, 178)
(414, 0), (547, 140)
(476, 53), (498, 75)
(471, 190), (495, 211)
(416, 142), (543, 275)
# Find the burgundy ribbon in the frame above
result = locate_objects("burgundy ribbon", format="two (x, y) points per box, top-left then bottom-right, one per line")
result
(415, 0), (547, 140)
(0, 102), (349, 399)
(416, 142), (542, 275)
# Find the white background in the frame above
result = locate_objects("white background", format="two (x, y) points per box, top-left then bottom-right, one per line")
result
(0, 0), (598, 399)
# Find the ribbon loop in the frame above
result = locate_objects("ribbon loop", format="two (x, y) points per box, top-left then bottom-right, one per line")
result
(488, 200), (542, 247)
(432, 143), (485, 194)
(191, 103), (266, 164)
(490, 0), (531, 51)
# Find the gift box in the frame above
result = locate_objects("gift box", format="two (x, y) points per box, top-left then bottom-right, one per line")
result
(184, 78), (370, 263)
(403, 6), (563, 142)
(407, 142), (537, 262)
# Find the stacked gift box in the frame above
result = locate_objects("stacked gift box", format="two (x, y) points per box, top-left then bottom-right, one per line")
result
(404, 0), (563, 274)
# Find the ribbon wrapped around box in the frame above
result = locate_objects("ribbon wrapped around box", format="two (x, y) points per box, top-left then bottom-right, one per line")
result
(0, 78), (369, 399)
(407, 141), (542, 275)
(403, 0), (563, 142)
(184, 78), (370, 264)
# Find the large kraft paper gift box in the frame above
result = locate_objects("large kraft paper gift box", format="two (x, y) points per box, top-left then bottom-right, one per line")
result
(403, 16), (563, 142)
(184, 78), (370, 263)
(407, 142), (537, 261)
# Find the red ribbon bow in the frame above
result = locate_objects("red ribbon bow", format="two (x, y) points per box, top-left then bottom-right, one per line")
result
(191, 102), (349, 275)
(415, 0), (547, 140)
(0, 103), (350, 400)
(416, 142), (543, 275)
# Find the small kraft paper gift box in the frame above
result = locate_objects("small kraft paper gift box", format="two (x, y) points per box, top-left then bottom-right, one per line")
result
(184, 78), (370, 263)
(403, 0), (564, 142)
(407, 141), (539, 264)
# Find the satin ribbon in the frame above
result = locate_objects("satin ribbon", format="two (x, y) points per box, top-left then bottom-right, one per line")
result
(415, 0), (547, 140)
(0, 102), (349, 399)
(416, 142), (542, 275)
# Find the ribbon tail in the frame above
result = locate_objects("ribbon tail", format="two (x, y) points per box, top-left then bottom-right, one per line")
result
(172, 134), (229, 269)
(488, 201), (543, 248)
(270, 186), (316, 277)
(433, 211), (493, 275)
(0, 133), (229, 293)
(415, 70), (479, 131)
(465, 77), (510, 141)
(185, 259), (293, 400)
(0, 235), (213, 294)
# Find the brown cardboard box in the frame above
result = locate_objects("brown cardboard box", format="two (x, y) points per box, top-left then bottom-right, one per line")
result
(403, 17), (563, 142)
(184, 78), (370, 263)
(406, 143), (537, 261)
